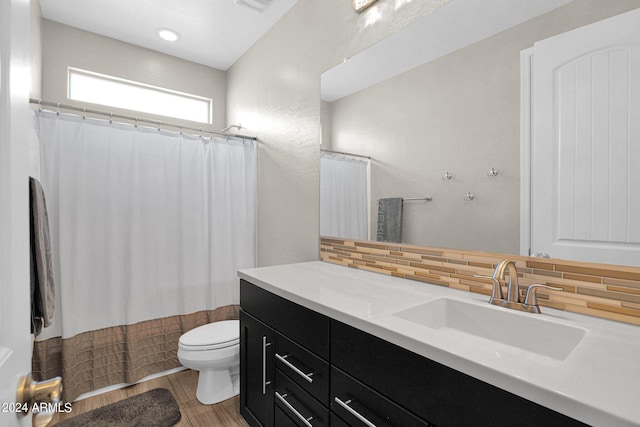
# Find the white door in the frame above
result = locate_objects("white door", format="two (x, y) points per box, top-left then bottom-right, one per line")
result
(1, 0), (34, 426)
(529, 8), (640, 266)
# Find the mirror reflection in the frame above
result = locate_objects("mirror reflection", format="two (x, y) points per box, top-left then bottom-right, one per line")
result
(320, 0), (640, 267)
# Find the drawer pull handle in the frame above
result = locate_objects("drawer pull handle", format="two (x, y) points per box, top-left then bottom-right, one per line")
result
(262, 337), (272, 395)
(334, 397), (377, 427)
(275, 353), (314, 383)
(276, 391), (314, 427)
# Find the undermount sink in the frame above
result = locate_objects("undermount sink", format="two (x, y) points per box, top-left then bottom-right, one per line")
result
(393, 298), (588, 361)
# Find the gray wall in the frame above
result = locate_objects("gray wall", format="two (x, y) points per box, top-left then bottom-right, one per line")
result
(328, 0), (640, 255)
(41, 20), (227, 130)
(39, 0), (636, 265)
(227, 0), (450, 267)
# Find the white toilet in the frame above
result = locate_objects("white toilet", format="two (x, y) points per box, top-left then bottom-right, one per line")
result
(177, 319), (240, 405)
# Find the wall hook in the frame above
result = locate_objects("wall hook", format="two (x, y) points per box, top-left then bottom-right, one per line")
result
(464, 192), (474, 201)
(487, 168), (499, 177)
(442, 172), (453, 180)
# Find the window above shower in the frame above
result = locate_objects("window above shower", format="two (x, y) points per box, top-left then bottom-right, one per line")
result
(67, 67), (213, 124)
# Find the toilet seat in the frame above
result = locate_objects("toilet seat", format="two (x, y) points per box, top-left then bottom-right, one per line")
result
(179, 320), (239, 351)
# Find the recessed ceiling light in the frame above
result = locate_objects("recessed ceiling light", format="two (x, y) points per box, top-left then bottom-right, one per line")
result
(157, 28), (180, 42)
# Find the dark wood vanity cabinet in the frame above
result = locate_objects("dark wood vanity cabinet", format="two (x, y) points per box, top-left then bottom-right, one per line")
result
(240, 279), (588, 427)
(240, 279), (330, 427)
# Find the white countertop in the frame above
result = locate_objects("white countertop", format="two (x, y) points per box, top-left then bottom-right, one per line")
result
(238, 261), (640, 427)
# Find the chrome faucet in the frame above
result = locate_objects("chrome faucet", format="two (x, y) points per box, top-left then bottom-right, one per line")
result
(482, 260), (561, 314)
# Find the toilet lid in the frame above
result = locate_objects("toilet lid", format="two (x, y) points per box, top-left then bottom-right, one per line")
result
(179, 320), (239, 350)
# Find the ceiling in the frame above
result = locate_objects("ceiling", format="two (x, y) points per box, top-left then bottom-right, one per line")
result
(321, 0), (575, 101)
(39, 0), (298, 71)
(39, 0), (576, 96)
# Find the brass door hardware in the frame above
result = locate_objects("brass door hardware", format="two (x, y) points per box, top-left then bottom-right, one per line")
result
(16, 374), (63, 427)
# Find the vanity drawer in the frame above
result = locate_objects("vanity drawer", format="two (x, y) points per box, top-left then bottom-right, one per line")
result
(275, 332), (329, 405)
(275, 406), (303, 427)
(331, 366), (431, 427)
(275, 369), (329, 427)
(331, 320), (587, 427)
(241, 279), (330, 359)
(329, 413), (350, 427)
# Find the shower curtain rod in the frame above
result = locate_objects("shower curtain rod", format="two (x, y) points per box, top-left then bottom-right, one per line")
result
(29, 98), (258, 141)
(321, 149), (371, 160)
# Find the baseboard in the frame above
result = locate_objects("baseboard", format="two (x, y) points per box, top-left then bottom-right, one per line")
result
(73, 366), (188, 402)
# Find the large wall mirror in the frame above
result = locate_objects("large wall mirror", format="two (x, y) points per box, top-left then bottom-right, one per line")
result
(319, 0), (640, 267)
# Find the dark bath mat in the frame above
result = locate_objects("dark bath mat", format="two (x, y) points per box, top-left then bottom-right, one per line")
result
(53, 388), (181, 427)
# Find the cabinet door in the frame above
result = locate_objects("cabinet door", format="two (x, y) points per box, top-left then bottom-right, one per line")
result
(240, 310), (275, 427)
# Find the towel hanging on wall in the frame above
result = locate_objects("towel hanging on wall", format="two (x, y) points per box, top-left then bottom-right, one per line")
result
(376, 198), (403, 243)
(30, 177), (55, 336)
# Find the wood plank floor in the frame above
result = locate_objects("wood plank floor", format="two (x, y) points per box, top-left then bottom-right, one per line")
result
(50, 369), (250, 427)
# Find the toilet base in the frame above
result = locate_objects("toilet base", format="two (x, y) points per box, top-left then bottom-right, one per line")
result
(177, 320), (240, 405)
(195, 368), (239, 405)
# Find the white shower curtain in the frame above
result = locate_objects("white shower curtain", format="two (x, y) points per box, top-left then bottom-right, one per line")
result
(320, 153), (369, 240)
(35, 110), (256, 340)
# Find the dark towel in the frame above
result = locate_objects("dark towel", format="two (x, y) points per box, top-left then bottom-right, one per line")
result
(376, 198), (403, 243)
(30, 177), (55, 336)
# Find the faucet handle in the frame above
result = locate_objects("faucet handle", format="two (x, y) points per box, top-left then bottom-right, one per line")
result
(524, 284), (563, 307)
(474, 275), (504, 301)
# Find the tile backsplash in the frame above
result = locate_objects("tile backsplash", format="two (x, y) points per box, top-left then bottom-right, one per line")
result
(320, 237), (640, 326)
